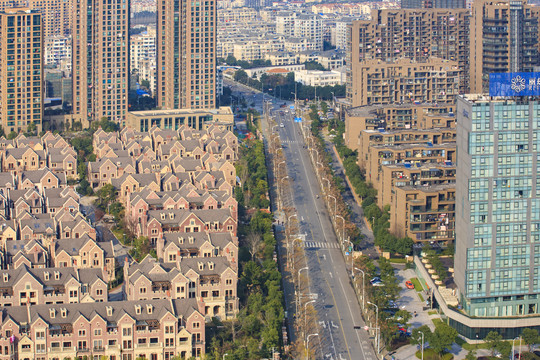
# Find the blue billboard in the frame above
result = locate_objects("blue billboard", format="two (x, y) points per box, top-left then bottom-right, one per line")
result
(489, 72), (540, 97)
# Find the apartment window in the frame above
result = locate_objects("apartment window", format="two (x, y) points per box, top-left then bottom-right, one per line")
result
(77, 341), (87, 350)
(94, 329), (102, 336)
(122, 327), (132, 336)
(93, 340), (103, 350)
(122, 340), (132, 349)
(78, 330), (86, 336)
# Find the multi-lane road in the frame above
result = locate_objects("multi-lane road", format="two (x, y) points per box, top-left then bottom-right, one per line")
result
(226, 78), (377, 359)
(273, 108), (376, 360)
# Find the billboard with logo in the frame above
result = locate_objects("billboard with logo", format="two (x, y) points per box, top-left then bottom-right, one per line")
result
(489, 72), (540, 97)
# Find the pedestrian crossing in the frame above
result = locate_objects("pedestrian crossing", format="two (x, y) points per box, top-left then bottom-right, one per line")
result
(281, 140), (299, 144)
(301, 241), (340, 249)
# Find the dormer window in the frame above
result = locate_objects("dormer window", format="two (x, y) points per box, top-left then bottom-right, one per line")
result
(54, 271), (60, 280)
(49, 309), (55, 318)
(60, 308), (67, 318)
(179, 237), (184, 244)
(169, 213), (174, 219)
(135, 305), (141, 314)
(198, 262), (204, 271)
(208, 262), (214, 270)
(106, 306), (113, 316)
(189, 237), (194, 244)
(146, 304), (153, 314)
(3, 273), (8, 282)
(44, 272), (49, 281)
(160, 213), (166, 220)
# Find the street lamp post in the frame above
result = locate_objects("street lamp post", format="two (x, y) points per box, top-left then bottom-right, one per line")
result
(322, 177), (330, 192)
(327, 195), (337, 220)
(277, 160), (286, 178)
(336, 215), (345, 242)
(296, 267), (309, 315)
(223, 353), (229, 360)
(513, 337), (522, 359)
(304, 299), (316, 338)
(419, 331), (425, 360)
(286, 214), (297, 269)
(353, 267), (365, 310)
(343, 237), (354, 276)
(367, 302), (379, 354)
(306, 333), (319, 360)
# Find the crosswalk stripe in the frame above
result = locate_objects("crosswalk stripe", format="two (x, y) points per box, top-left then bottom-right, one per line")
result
(301, 241), (339, 249)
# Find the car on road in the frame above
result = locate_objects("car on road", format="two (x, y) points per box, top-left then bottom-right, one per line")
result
(280, 123), (284, 128)
(405, 280), (415, 289)
(370, 277), (381, 284)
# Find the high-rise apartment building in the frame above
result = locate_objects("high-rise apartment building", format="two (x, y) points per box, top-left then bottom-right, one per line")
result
(401, 0), (465, 8)
(347, 57), (460, 107)
(44, 35), (71, 68)
(469, 0), (540, 93)
(0, 8), (43, 134)
(347, 9), (470, 94)
(0, 0), (71, 37)
(455, 94), (540, 335)
(72, 0), (129, 126)
(156, 0), (216, 110)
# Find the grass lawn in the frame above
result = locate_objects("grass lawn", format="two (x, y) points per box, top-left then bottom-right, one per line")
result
(390, 258), (408, 264)
(461, 340), (514, 351)
(432, 318), (444, 327)
(428, 310), (438, 315)
(455, 337), (466, 347)
(410, 277), (424, 291)
(418, 293), (425, 302)
(415, 349), (453, 360)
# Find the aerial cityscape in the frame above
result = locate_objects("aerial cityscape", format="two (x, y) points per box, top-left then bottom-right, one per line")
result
(0, 0), (539, 358)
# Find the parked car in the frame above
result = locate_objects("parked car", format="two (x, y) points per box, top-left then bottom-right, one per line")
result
(405, 280), (415, 289)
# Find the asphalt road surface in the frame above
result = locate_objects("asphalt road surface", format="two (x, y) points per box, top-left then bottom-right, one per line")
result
(225, 79), (377, 359)
(274, 109), (376, 360)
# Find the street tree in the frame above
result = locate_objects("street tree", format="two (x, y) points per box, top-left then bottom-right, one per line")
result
(410, 325), (431, 347)
(521, 328), (539, 352)
(496, 341), (512, 359)
(485, 331), (503, 357)
(245, 231), (262, 260)
(428, 323), (458, 359)
(95, 184), (116, 212)
(465, 350), (477, 360)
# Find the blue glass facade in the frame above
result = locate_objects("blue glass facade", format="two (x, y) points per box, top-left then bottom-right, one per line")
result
(456, 96), (540, 318)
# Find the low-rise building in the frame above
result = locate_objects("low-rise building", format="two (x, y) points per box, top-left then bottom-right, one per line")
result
(126, 108), (234, 132)
(390, 184), (455, 243)
(295, 69), (346, 87)
(124, 255), (238, 319)
(345, 103), (456, 155)
(0, 266), (108, 306)
(0, 298), (206, 359)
